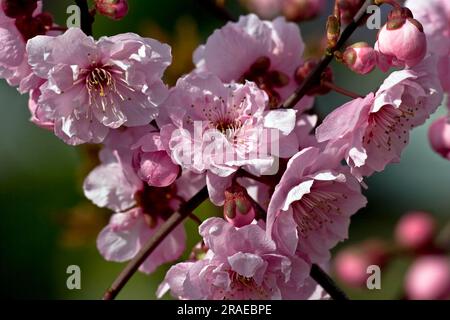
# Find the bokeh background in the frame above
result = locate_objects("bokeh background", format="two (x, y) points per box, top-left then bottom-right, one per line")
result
(0, 0), (449, 299)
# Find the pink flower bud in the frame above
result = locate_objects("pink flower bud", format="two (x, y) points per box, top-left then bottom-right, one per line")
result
(428, 116), (450, 161)
(95, 0), (128, 20)
(1, 0), (37, 18)
(376, 8), (427, 68)
(281, 0), (326, 22)
(334, 240), (388, 287)
(133, 150), (180, 188)
(343, 42), (377, 74)
(395, 211), (436, 251)
(223, 185), (256, 228)
(405, 256), (450, 300)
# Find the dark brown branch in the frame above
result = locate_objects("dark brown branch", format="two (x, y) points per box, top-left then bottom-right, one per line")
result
(103, 186), (209, 300)
(75, 0), (94, 36)
(281, 0), (374, 109)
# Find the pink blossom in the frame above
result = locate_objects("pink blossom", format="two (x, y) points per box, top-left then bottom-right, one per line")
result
(223, 184), (256, 227)
(395, 211), (436, 251)
(0, 1), (53, 89)
(406, 0), (450, 105)
(405, 255), (450, 300)
(376, 8), (427, 69)
(158, 217), (315, 300)
(343, 42), (376, 75)
(316, 57), (443, 180)
(158, 72), (299, 204)
(26, 28), (171, 145)
(193, 14), (313, 111)
(406, 0), (450, 56)
(83, 127), (204, 274)
(428, 116), (450, 160)
(267, 147), (367, 264)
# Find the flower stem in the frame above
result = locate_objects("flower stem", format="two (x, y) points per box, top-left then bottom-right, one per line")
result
(102, 186), (209, 300)
(281, 0), (374, 109)
(75, 0), (94, 36)
(322, 81), (363, 99)
(310, 264), (349, 300)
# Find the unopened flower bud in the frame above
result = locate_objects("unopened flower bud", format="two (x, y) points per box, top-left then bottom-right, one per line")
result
(428, 116), (450, 161)
(95, 0), (129, 20)
(1, 0), (37, 18)
(343, 42), (377, 75)
(295, 59), (333, 95)
(326, 15), (340, 48)
(132, 149), (180, 187)
(395, 211), (436, 251)
(405, 256), (450, 300)
(281, 0), (326, 22)
(223, 185), (256, 228)
(376, 8), (426, 68)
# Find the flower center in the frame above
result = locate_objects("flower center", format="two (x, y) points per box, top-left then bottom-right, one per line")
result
(86, 67), (115, 98)
(214, 118), (242, 136)
(240, 56), (289, 109)
(363, 101), (419, 151)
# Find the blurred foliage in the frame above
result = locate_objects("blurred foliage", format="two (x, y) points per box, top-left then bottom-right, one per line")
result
(0, 0), (448, 299)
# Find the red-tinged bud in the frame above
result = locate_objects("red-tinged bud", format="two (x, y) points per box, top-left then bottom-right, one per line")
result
(95, 0), (129, 20)
(343, 42), (377, 74)
(295, 59), (333, 95)
(223, 185), (256, 228)
(1, 0), (37, 18)
(282, 0), (326, 22)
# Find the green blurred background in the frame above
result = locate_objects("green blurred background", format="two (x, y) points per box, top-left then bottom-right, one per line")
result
(0, 0), (449, 299)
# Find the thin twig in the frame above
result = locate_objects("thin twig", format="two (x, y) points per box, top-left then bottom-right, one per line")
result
(75, 0), (94, 36)
(280, 0), (374, 109)
(310, 264), (349, 300)
(322, 80), (363, 99)
(103, 187), (209, 300)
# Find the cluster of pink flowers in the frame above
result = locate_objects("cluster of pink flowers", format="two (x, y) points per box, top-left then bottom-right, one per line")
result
(0, 0), (448, 300)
